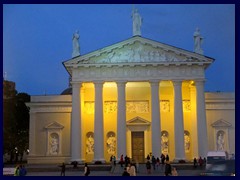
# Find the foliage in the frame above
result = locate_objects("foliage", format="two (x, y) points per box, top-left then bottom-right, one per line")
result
(3, 84), (30, 162)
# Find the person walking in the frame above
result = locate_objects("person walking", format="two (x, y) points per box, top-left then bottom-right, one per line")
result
(156, 157), (160, 170)
(60, 162), (65, 176)
(120, 154), (124, 167)
(164, 161), (172, 176)
(122, 167), (130, 176)
(19, 164), (27, 176)
(193, 157), (197, 168)
(171, 167), (178, 176)
(84, 163), (90, 176)
(110, 155), (116, 173)
(146, 160), (151, 174)
(14, 165), (20, 176)
(128, 163), (136, 176)
(152, 156), (156, 170)
(166, 154), (169, 161)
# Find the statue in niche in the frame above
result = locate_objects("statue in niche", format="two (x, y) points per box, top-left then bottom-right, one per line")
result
(184, 133), (190, 152)
(217, 133), (224, 151)
(72, 30), (80, 58)
(131, 8), (143, 36)
(161, 133), (169, 154)
(86, 135), (94, 154)
(106, 135), (116, 154)
(193, 28), (204, 54)
(50, 135), (58, 155)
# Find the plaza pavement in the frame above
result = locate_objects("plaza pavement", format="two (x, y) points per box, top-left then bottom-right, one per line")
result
(25, 164), (204, 176)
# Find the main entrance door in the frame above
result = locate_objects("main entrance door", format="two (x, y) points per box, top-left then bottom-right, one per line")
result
(131, 131), (144, 163)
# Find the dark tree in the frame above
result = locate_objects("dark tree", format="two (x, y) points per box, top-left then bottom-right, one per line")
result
(15, 93), (30, 159)
(3, 83), (30, 163)
(3, 82), (17, 160)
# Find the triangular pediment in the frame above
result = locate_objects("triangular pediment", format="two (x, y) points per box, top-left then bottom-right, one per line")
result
(45, 121), (64, 129)
(211, 119), (232, 127)
(63, 36), (214, 71)
(127, 116), (150, 125)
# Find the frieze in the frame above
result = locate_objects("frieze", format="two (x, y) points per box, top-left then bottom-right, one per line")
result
(206, 102), (235, 110)
(84, 100), (149, 114)
(75, 65), (204, 81)
(31, 106), (72, 113)
(126, 101), (149, 113)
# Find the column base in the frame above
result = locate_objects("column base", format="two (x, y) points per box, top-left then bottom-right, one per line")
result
(70, 159), (84, 164)
(92, 159), (106, 164)
(172, 158), (186, 163)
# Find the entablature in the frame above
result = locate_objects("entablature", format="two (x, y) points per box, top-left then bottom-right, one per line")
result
(71, 64), (205, 82)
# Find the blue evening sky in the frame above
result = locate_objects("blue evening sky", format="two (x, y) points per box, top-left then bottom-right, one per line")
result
(3, 4), (235, 95)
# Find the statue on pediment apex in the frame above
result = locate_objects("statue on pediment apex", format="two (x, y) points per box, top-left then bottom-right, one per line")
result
(72, 30), (80, 58)
(132, 8), (143, 36)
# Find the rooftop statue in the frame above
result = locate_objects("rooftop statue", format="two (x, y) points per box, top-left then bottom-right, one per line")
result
(72, 30), (80, 58)
(193, 28), (204, 54)
(131, 8), (143, 36)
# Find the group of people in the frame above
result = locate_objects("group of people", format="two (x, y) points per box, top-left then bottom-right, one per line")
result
(193, 156), (206, 168)
(122, 163), (137, 176)
(145, 153), (177, 176)
(14, 164), (27, 176)
(59, 162), (90, 176)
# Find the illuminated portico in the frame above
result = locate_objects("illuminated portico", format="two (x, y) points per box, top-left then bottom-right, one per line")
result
(26, 8), (235, 165)
(63, 35), (214, 163)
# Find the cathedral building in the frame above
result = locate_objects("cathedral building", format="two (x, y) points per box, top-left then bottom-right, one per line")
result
(26, 9), (235, 164)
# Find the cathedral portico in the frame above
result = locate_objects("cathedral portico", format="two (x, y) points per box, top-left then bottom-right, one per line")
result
(26, 8), (234, 165)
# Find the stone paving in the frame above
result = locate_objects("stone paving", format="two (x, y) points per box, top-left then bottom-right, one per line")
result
(25, 164), (204, 176)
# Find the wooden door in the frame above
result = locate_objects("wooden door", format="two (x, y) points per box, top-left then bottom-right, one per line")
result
(131, 131), (144, 163)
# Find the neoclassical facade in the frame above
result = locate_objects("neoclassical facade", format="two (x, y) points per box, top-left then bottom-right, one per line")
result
(26, 36), (235, 164)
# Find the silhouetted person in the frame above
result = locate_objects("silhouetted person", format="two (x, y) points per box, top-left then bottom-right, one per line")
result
(122, 167), (130, 176)
(193, 158), (197, 168)
(60, 162), (65, 176)
(164, 161), (172, 176)
(84, 163), (90, 176)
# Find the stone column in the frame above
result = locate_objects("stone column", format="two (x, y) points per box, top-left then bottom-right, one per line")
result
(29, 112), (36, 156)
(195, 80), (208, 158)
(150, 80), (161, 158)
(190, 85), (199, 158)
(71, 82), (82, 162)
(117, 81), (127, 160)
(172, 80), (185, 161)
(93, 81), (105, 162)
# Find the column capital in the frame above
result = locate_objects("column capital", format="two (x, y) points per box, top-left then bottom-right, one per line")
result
(195, 79), (206, 86)
(171, 79), (182, 86)
(71, 82), (82, 88)
(93, 80), (104, 85)
(93, 81), (104, 88)
(149, 79), (161, 86)
(116, 81), (127, 87)
(116, 80), (127, 84)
